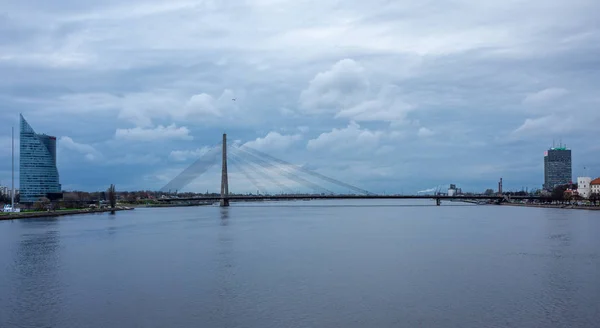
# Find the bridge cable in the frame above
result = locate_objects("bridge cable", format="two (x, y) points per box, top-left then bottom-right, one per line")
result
(229, 155), (269, 195)
(232, 147), (334, 195)
(238, 145), (372, 195)
(159, 145), (220, 193)
(232, 148), (334, 195)
(229, 150), (295, 194)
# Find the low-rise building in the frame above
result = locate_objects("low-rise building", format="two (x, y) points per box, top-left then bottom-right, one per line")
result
(577, 177), (592, 199)
(591, 178), (600, 195)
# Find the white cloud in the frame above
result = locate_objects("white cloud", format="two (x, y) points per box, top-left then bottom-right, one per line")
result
(300, 60), (415, 124)
(512, 115), (577, 137)
(108, 153), (161, 165)
(169, 147), (211, 162)
(297, 126), (310, 133)
(116, 91), (179, 127)
(417, 187), (438, 194)
(299, 59), (369, 112)
(307, 122), (383, 152)
(115, 124), (193, 141)
(59, 136), (103, 161)
(175, 89), (240, 122)
(523, 88), (568, 105)
(335, 84), (414, 123)
(417, 127), (435, 138)
(244, 132), (302, 151)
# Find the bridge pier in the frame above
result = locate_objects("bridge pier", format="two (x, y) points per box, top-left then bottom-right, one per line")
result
(436, 198), (441, 206)
(220, 133), (229, 207)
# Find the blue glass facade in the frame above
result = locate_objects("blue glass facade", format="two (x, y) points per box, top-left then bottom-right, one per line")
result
(19, 115), (61, 202)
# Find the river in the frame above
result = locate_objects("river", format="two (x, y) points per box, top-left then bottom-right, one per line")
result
(1, 200), (599, 327)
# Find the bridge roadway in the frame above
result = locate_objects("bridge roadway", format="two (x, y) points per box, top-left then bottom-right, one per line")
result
(158, 195), (542, 202)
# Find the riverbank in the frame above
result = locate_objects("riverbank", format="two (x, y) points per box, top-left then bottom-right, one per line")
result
(501, 202), (600, 211)
(0, 207), (134, 220)
(124, 202), (215, 208)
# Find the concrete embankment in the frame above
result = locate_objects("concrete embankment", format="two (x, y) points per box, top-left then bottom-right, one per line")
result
(501, 203), (600, 211)
(0, 207), (134, 221)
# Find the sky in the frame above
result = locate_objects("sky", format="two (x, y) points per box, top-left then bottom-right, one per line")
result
(1, 0), (599, 194)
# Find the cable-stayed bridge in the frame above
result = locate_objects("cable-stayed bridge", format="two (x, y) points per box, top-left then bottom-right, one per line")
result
(158, 134), (542, 206)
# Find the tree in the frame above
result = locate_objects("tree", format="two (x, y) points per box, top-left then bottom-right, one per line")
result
(589, 193), (600, 206)
(564, 193), (573, 204)
(33, 197), (50, 211)
(551, 185), (568, 203)
(107, 184), (117, 209)
(484, 189), (495, 196)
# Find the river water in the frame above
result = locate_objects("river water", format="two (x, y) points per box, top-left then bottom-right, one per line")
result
(0, 200), (599, 328)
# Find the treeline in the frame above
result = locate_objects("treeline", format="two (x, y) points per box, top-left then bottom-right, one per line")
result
(547, 184), (600, 204)
(63, 190), (218, 203)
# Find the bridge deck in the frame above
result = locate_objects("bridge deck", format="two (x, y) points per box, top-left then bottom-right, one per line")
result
(158, 195), (542, 202)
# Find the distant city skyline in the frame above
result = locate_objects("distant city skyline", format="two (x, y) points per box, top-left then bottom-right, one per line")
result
(0, 0), (599, 193)
(1, 114), (598, 194)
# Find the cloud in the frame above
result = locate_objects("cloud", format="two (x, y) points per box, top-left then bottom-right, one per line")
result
(301, 60), (415, 124)
(299, 59), (369, 112)
(523, 88), (568, 105)
(297, 126), (310, 133)
(115, 124), (193, 141)
(512, 115), (577, 137)
(336, 84), (414, 123)
(307, 122), (383, 153)
(59, 136), (103, 161)
(243, 132), (302, 151)
(117, 92), (179, 127)
(180, 89), (238, 120)
(2, 0), (600, 192)
(169, 147), (211, 162)
(108, 153), (161, 165)
(417, 127), (435, 138)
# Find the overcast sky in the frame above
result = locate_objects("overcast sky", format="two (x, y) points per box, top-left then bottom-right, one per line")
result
(1, 0), (599, 193)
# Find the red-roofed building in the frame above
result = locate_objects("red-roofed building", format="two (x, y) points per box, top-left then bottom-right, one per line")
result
(591, 178), (600, 195)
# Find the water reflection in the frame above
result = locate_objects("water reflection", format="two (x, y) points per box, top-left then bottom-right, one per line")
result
(544, 216), (575, 325)
(107, 226), (118, 236)
(214, 207), (235, 326)
(6, 219), (63, 327)
(220, 207), (230, 226)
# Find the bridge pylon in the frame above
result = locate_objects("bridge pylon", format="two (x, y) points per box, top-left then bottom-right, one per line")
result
(220, 133), (229, 207)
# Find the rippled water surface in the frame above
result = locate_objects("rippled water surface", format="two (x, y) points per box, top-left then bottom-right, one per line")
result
(1, 200), (599, 328)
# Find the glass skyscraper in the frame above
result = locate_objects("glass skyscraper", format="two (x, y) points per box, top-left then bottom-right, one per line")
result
(19, 114), (61, 202)
(544, 147), (572, 190)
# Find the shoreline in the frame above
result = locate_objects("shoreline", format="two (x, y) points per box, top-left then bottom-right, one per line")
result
(0, 207), (134, 221)
(125, 202), (215, 208)
(500, 202), (600, 211)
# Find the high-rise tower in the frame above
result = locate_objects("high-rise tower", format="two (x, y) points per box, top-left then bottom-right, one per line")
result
(19, 114), (61, 202)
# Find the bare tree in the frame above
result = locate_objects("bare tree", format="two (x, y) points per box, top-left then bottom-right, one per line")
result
(34, 197), (50, 211)
(107, 184), (117, 209)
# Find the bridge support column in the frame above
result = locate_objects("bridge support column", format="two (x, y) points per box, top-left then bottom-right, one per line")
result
(220, 133), (229, 207)
(436, 198), (441, 206)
